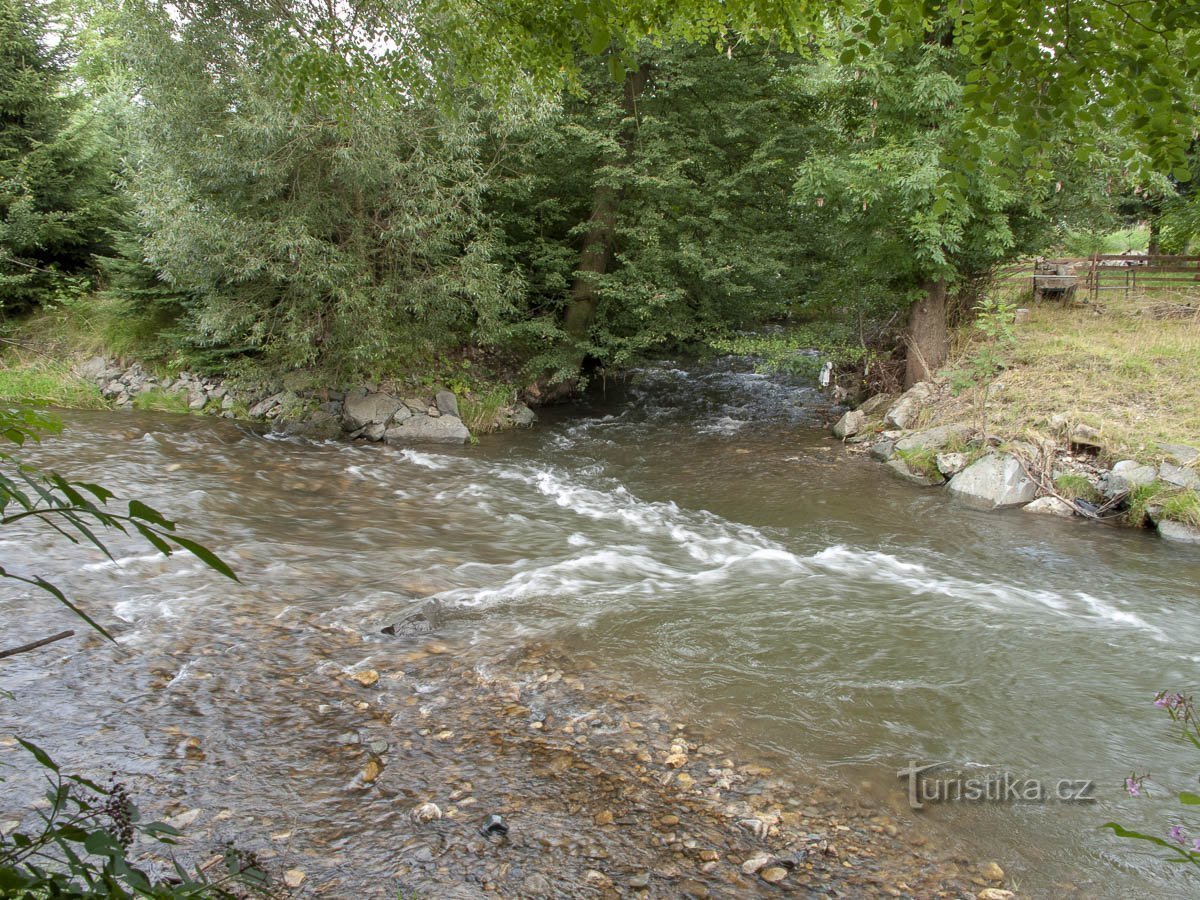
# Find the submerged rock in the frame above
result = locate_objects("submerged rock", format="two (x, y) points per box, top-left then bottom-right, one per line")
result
(947, 453), (1038, 510)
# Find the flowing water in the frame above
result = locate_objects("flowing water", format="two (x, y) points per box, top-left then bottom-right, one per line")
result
(2, 359), (1199, 898)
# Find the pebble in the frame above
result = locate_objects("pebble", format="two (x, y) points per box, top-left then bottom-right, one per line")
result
(981, 861), (1005, 882)
(362, 758), (383, 783)
(741, 853), (772, 875)
(585, 869), (612, 888)
(594, 810), (614, 826)
(977, 891), (1015, 900)
(350, 669), (380, 687)
(410, 802), (442, 824)
(628, 872), (651, 888)
(760, 866), (789, 883)
(283, 869), (306, 888)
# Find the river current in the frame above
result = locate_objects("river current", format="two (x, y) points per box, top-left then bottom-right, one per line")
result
(2, 360), (1199, 898)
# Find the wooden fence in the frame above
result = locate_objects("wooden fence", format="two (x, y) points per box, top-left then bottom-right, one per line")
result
(996, 254), (1200, 302)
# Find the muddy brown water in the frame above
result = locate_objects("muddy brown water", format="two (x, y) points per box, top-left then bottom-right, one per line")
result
(1, 360), (1199, 898)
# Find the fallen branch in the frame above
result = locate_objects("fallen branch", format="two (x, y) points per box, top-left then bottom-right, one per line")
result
(0, 630), (75, 660)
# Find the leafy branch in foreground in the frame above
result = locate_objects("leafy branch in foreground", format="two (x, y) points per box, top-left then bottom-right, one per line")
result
(0, 738), (274, 898)
(0, 406), (237, 644)
(1106, 691), (1200, 866)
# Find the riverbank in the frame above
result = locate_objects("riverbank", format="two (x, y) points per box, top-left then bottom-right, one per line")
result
(0, 305), (537, 444)
(830, 291), (1200, 545)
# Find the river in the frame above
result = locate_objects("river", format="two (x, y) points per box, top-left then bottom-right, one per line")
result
(2, 359), (1199, 898)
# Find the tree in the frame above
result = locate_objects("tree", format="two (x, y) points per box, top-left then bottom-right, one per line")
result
(0, 0), (119, 312)
(488, 43), (821, 385)
(105, 1), (520, 379)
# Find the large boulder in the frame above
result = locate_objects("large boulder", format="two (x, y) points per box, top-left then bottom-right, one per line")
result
(947, 453), (1039, 510)
(895, 424), (973, 454)
(1157, 443), (1199, 466)
(1158, 520), (1200, 544)
(1107, 460), (1157, 495)
(858, 394), (894, 418)
(384, 414), (470, 445)
(832, 409), (866, 440)
(343, 388), (404, 430)
(869, 440), (895, 462)
(1159, 462), (1200, 491)
(884, 382), (936, 430)
(435, 389), (459, 417)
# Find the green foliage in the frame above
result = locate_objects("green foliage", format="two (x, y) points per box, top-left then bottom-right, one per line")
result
(0, 360), (105, 407)
(706, 323), (867, 380)
(131, 387), (190, 414)
(1053, 473), (1100, 503)
(106, 3), (521, 380)
(0, 0), (120, 312)
(896, 447), (941, 480)
(0, 739), (272, 897)
(1160, 489), (1200, 529)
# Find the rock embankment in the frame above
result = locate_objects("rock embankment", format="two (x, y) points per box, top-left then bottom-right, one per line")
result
(832, 382), (1200, 546)
(75, 357), (538, 446)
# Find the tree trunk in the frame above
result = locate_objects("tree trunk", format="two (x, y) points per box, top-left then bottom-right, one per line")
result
(1148, 216), (1162, 256)
(904, 278), (949, 388)
(559, 63), (651, 359)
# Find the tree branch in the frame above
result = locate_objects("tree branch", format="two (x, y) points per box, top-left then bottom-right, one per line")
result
(0, 630), (75, 661)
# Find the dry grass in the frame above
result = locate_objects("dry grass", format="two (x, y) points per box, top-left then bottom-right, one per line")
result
(928, 287), (1200, 461)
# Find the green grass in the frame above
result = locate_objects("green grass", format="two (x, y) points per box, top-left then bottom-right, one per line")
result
(1059, 225), (1149, 257)
(131, 387), (191, 413)
(1053, 472), (1101, 503)
(1160, 488), (1200, 528)
(896, 447), (942, 480)
(928, 284), (1200, 460)
(458, 385), (515, 434)
(0, 359), (106, 408)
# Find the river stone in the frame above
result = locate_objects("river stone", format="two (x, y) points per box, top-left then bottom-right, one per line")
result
(869, 440), (895, 462)
(1158, 443), (1200, 466)
(858, 394), (894, 417)
(343, 389), (404, 429)
(384, 414), (470, 445)
(886, 457), (945, 487)
(1023, 496), (1075, 517)
(78, 356), (110, 382)
(298, 410), (342, 440)
(1158, 520), (1200, 544)
(362, 422), (386, 441)
(947, 453), (1039, 509)
(511, 403), (537, 427)
(895, 424), (972, 453)
(1068, 423), (1104, 449)
(883, 382), (935, 429)
(936, 452), (968, 476)
(1107, 460), (1157, 495)
(249, 392), (285, 418)
(1159, 461), (1200, 491)
(435, 389), (459, 417)
(832, 409), (866, 440)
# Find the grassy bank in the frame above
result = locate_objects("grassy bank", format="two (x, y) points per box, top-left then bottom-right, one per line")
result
(932, 287), (1200, 461)
(0, 301), (528, 433)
